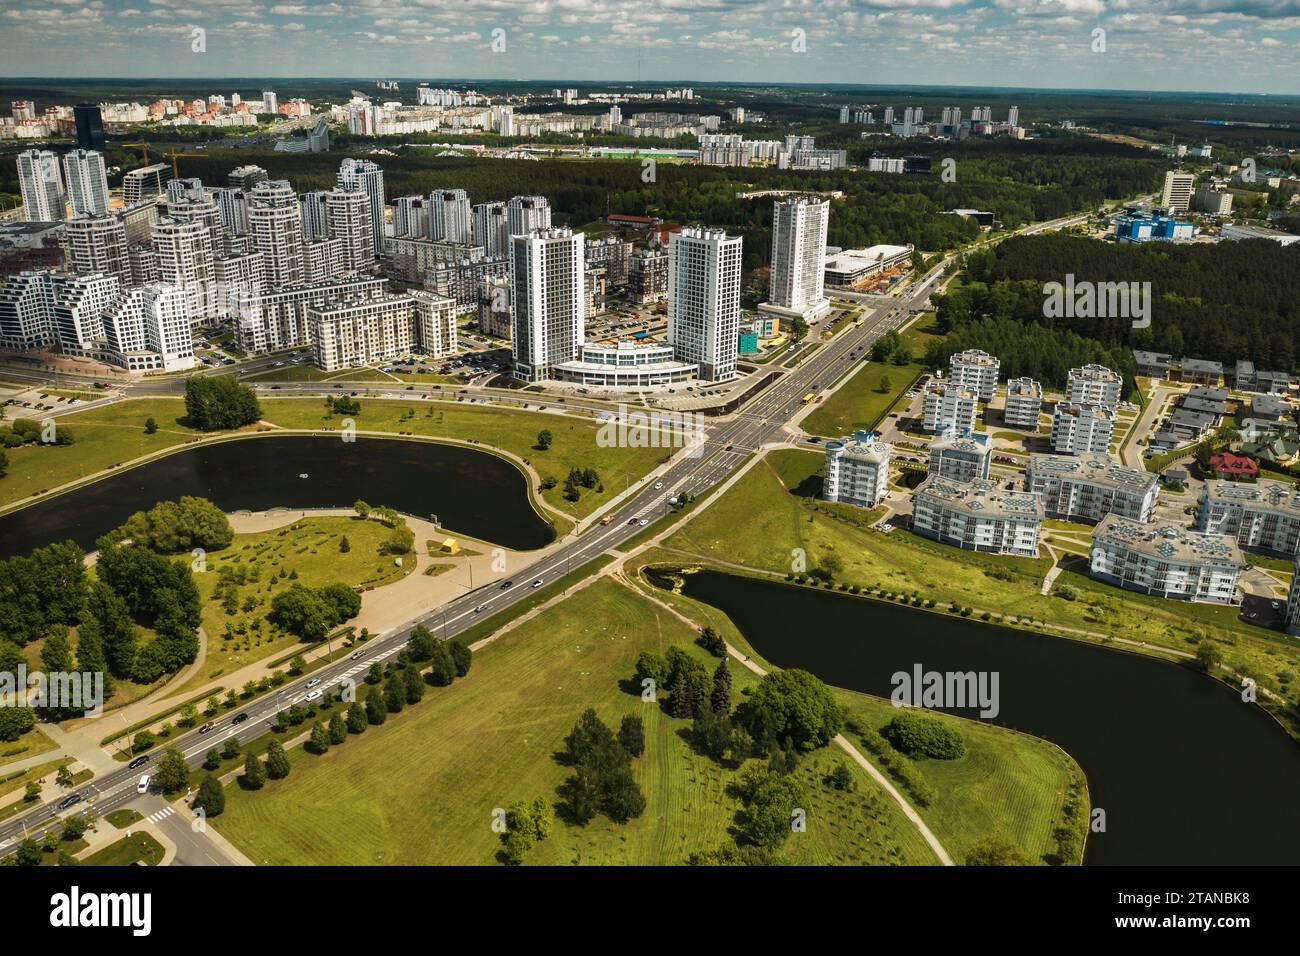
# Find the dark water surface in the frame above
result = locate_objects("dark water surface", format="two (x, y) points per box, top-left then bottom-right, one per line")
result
(0, 435), (554, 557)
(679, 568), (1300, 865)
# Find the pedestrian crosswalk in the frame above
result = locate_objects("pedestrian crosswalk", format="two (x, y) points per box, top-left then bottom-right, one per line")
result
(145, 807), (174, 824)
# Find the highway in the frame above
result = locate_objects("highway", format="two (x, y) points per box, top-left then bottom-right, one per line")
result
(0, 211), (1081, 851)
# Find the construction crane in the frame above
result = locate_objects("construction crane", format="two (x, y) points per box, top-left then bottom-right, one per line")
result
(119, 143), (205, 179)
(120, 141), (151, 165)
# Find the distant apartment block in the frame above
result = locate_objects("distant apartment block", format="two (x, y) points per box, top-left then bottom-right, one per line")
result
(1065, 364), (1122, 410)
(232, 275), (388, 354)
(927, 431), (992, 483)
(1026, 453), (1159, 524)
(911, 476), (1044, 557)
(310, 290), (456, 372)
(1160, 170), (1196, 213)
(1197, 479), (1300, 556)
(1051, 403), (1114, 455)
(122, 163), (169, 205)
(922, 382), (978, 435)
(823, 432), (892, 508)
(1089, 516), (1245, 604)
(948, 349), (999, 401)
(1003, 377), (1042, 429)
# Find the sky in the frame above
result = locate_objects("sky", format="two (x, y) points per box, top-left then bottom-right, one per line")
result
(2, 0), (1299, 95)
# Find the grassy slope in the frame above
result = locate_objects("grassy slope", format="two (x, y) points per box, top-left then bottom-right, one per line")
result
(664, 448), (1300, 715)
(0, 726), (57, 769)
(212, 578), (937, 866)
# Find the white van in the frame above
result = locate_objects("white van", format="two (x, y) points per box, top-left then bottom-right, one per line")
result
(305, 689), (323, 702)
(136, 775), (150, 794)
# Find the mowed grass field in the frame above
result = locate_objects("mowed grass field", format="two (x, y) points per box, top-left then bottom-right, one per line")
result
(802, 360), (926, 437)
(212, 578), (939, 866)
(664, 449), (1300, 710)
(184, 516), (415, 694)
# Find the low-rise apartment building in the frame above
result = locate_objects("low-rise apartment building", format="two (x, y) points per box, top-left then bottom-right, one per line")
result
(823, 432), (893, 508)
(921, 382), (978, 435)
(1003, 377), (1042, 429)
(1065, 364), (1122, 410)
(911, 476), (1044, 557)
(1089, 515), (1245, 604)
(927, 431), (992, 483)
(1196, 479), (1300, 556)
(1026, 452), (1159, 523)
(1051, 402), (1114, 454)
(948, 349), (999, 401)
(309, 290), (456, 372)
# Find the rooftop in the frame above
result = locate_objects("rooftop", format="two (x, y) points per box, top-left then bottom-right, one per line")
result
(1069, 363), (1120, 383)
(1093, 514), (1245, 566)
(1006, 377), (1042, 399)
(951, 348), (999, 369)
(1203, 478), (1300, 514)
(914, 475), (1044, 521)
(1028, 452), (1158, 492)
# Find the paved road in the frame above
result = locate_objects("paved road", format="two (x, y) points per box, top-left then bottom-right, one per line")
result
(0, 211), (1087, 853)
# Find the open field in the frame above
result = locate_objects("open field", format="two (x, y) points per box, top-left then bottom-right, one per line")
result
(663, 448), (1300, 724)
(212, 578), (941, 866)
(186, 515), (416, 694)
(802, 360), (927, 436)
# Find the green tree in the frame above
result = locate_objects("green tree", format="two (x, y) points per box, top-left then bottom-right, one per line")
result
(339, 536), (350, 553)
(242, 751), (266, 790)
(403, 665), (425, 704)
(194, 774), (225, 817)
(427, 641), (457, 686)
(365, 687), (388, 725)
(183, 375), (261, 431)
(966, 835), (1032, 865)
(1195, 642), (1223, 673)
(738, 669), (844, 753)
(448, 639), (472, 677)
(154, 746), (189, 793)
(221, 737), (241, 760)
(203, 747), (221, 770)
(711, 659), (733, 715)
(536, 428), (553, 450)
(264, 739), (290, 779)
(346, 702), (368, 734)
(383, 676), (406, 713)
(353, 500), (371, 519)
(328, 712), (347, 744)
(617, 714), (645, 758)
(144, 417), (158, 434)
(309, 720), (330, 755)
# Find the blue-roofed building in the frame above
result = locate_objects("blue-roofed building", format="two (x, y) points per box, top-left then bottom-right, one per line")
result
(1114, 213), (1193, 243)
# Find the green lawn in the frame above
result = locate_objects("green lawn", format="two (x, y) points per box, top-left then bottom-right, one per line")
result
(664, 448), (1300, 726)
(212, 578), (939, 866)
(82, 832), (164, 866)
(185, 515), (416, 696)
(0, 726), (56, 768)
(802, 361), (925, 436)
(104, 809), (143, 829)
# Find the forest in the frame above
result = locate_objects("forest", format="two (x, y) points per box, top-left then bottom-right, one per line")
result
(939, 234), (1300, 372)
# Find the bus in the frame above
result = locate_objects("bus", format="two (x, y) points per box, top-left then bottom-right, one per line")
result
(802, 392), (816, 404)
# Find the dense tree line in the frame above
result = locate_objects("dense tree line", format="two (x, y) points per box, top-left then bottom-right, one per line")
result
(99, 496), (233, 554)
(950, 234), (1300, 371)
(270, 582), (362, 642)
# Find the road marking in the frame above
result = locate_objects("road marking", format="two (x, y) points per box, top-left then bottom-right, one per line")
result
(146, 807), (175, 824)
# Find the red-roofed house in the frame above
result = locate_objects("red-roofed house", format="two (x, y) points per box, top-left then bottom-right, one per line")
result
(1208, 451), (1259, 480)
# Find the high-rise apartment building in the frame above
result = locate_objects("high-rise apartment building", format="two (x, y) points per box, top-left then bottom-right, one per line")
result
(61, 215), (129, 282)
(510, 227), (585, 382)
(248, 180), (304, 289)
(429, 189), (472, 244)
(948, 348), (1000, 401)
(17, 150), (65, 221)
(506, 195), (551, 238)
(300, 191), (331, 242)
(325, 189), (375, 274)
(762, 195), (830, 321)
(152, 217), (216, 323)
(62, 150), (110, 217)
(667, 226), (742, 382)
(1161, 170), (1196, 213)
(473, 201), (509, 256)
(122, 163), (169, 205)
(394, 195), (430, 239)
(1065, 364), (1122, 411)
(102, 283), (197, 372)
(336, 158), (385, 254)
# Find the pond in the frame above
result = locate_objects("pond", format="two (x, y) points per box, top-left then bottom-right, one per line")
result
(677, 568), (1300, 865)
(0, 435), (555, 557)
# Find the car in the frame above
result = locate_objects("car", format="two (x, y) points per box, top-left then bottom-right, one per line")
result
(128, 755), (150, 770)
(500, 580), (514, 590)
(628, 518), (639, 525)
(639, 518), (649, 526)
(305, 677), (322, 689)
(305, 689), (323, 702)
(136, 775), (151, 794)
(474, 603), (488, 613)
(57, 794), (81, 811)
(231, 713), (249, 725)
(531, 579), (543, 588)
(198, 722), (214, 734)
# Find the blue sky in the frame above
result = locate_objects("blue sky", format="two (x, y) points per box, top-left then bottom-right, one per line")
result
(2, 0), (1299, 94)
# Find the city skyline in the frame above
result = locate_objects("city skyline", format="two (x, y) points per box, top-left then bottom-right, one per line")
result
(1, 0), (1299, 96)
